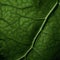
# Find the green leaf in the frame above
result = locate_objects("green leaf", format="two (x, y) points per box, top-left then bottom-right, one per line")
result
(25, 4), (60, 60)
(0, 0), (60, 60)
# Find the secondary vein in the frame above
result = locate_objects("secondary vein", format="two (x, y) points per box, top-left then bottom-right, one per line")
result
(17, 1), (58, 60)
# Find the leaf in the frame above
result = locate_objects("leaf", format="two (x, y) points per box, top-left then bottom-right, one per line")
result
(0, 0), (60, 60)
(25, 4), (60, 60)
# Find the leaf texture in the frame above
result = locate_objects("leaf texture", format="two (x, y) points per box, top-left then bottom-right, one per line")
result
(25, 4), (60, 60)
(0, 0), (60, 60)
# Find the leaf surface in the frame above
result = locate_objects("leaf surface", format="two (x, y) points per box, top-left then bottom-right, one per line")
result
(0, 0), (60, 60)
(25, 4), (60, 60)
